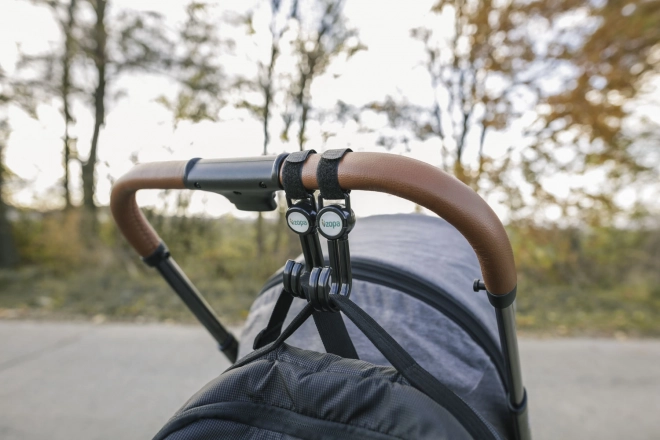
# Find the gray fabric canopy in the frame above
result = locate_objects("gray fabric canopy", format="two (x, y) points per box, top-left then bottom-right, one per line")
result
(238, 213), (512, 439)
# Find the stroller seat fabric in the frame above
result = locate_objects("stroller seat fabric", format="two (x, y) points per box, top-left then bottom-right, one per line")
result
(156, 214), (516, 439)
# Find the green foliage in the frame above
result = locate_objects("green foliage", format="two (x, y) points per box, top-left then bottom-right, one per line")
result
(1, 208), (659, 336)
(284, 0), (366, 150)
(511, 224), (660, 336)
(156, 1), (226, 125)
(11, 210), (85, 273)
(1, 208), (300, 324)
(362, 0), (659, 224)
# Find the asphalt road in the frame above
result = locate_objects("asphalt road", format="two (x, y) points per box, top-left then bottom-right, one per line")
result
(0, 320), (658, 440)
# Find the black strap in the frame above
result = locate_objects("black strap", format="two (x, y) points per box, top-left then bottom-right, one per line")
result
(312, 310), (359, 359)
(232, 303), (315, 371)
(331, 296), (499, 440)
(317, 148), (352, 200)
(253, 289), (293, 350)
(282, 150), (316, 200)
(253, 290), (358, 359)
(234, 297), (498, 440)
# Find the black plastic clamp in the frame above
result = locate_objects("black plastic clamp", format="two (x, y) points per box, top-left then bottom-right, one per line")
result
(281, 150), (326, 305)
(508, 388), (528, 415)
(218, 333), (239, 361)
(142, 243), (170, 267)
(308, 149), (356, 312)
(474, 279), (517, 309)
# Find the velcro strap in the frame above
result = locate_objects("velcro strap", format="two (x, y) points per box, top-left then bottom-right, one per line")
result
(317, 148), (352, 200)
(282, 150), (316, 200)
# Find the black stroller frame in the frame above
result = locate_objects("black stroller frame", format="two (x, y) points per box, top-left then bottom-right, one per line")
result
(111, 151), (531, 440)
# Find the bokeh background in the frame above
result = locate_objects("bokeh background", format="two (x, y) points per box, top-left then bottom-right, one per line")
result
(0, 0), (659, 334)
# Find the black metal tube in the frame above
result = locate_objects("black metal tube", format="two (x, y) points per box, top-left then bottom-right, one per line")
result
(301, 233), (324, 270)
(155, 257), (238, 363)
(495, 303), (531, 440)
(184, 154), (288, 212)
(338, 238), (352, 296)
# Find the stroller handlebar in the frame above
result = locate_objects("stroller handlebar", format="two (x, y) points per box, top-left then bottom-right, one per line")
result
(295, 153), (516, 295)
(111, 160), (188, 257)
(110, 152), (516, 295)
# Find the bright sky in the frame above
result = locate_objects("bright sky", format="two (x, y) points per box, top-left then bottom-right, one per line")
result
(0, 0), (657, 223)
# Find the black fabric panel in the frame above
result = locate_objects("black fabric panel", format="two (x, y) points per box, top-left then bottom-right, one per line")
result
(332, 295), (501, 440)
(159, 417), (294, 440)
(312, 310), (359, 359)
(228, 297), (497, 439)
(160, 345), (474, 440)
(155, 401), (405, 440)
(282, 150), (316, 200)
(317, 149), (352, 200)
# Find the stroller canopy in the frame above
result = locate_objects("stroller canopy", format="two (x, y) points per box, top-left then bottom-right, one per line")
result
(240, 213), (513, 439)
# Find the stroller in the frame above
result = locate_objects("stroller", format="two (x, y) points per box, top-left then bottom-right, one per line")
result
(111, 150), (530, 439)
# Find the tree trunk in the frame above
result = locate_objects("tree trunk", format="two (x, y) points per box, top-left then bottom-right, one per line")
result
(61, 0), (77, 209)
(256, 211), (265, 256)
(81, 0), (106, 239)
(453, 159), (468, 185)
(272, 191), (286, 255)
(0, 138), (19, 268)
(81, 0), (106, 213)
(63, 132), (71, 208)
(298, 101), (308, 151)
(256, 39), (281, 258)
(295, 55), (316, 152)
(262, 43), (277, 156)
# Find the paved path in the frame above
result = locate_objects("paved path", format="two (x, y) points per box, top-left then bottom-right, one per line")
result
(0, 321), (658, 440)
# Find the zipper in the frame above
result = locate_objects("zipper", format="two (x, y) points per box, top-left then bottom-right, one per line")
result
(259, 257), (507, 391)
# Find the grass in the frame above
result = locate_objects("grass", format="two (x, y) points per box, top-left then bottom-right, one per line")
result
(2, 266), (660, 338)
(2, 211), (658, 337)
(0, 265), (264, 325)
(515, 281), (660, 337)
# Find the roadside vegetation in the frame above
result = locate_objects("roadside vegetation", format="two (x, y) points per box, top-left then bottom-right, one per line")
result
(0, 207), (658, 337)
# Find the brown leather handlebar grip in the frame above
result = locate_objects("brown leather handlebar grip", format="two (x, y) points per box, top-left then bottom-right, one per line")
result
(111, 153), (516, 295)
(110, 161), (187, 257)
(293, 153), (517, 295)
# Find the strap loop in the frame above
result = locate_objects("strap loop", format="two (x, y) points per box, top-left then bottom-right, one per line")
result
(317, 149), (352, 200)
(282, 150), (317, 201)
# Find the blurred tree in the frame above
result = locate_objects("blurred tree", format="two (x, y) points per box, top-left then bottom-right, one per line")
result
(15, 0), (173, 220)
(0, 123), (18, 268)
(365, 0), (659, 224)
(520, 0), (660, 223)
(229, 0), (298, 255)
(156, 1), (226, 124)
(80, 0), (172, 222)
(16, 0), (80, 208)
(0, 113), (18, 268)
(80, 0), (107, 218)
(366, 0), (571, 186)
(282, 0), (365, 150)
(61, 0), (77, 209)
(231, 0), (298, 155)
(0, 66), (36, 268)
